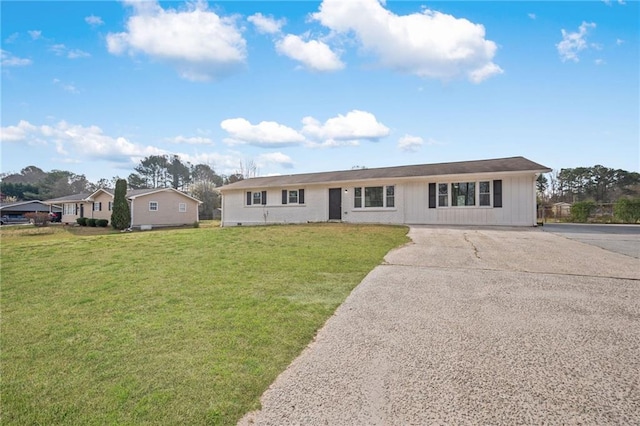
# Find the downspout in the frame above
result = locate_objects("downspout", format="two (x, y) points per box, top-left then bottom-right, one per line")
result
(130, 199), (134, 229)
(533, 173), (539, 226)
(220, 193), (224, 227)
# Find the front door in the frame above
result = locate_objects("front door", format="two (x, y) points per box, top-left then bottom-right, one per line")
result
(328, 188), (342, 220)
(79, 204), (84, 218)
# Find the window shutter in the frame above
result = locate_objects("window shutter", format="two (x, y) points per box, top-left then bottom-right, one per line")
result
(282, 190), (288, 204)
(246, 191), (252, 206)
(261, 191), (267, 205)
(428, 183), (436, 208)
(493, 180), (502, 208)
(299, 189), (305, 204)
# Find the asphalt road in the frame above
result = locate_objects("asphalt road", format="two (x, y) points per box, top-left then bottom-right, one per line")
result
(542, 223), (640, 258)
(240, 226), (640, 425)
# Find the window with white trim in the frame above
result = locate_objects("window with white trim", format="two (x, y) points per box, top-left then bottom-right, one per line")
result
(386, 186), (395, 208)
(282, 189), (305, 205)
(64, 203), (77, 215)
(438, 183), (448, 207)
(353, 185), (395, 208)
(108, 201), (113, 211)
(246, 191), (267, 206)
(93, 202), (102, 211)
(149, 201), (158, 211)
(431, 180), (496, 208)
(451, 182), (475, 207)
(179, 203), (187, 212)
(479, 181), (491, 206)
(354, 187), (362, 208)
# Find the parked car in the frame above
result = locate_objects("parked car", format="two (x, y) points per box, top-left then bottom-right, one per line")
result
(0, 215), (31, 225)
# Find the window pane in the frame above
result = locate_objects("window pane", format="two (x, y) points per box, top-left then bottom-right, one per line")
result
(354, 187), (362, 208)
(479, 181), (490, 206)
(253, 192), (261, 205)
(452, 182), (475, 206)
(438, 183), (448, 207)
(365, 186), (384, 207)
(386, 186), (395, 208)
(289, 190), (298, 204)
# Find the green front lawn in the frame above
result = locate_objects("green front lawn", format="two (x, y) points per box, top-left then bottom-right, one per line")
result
(1, 223), (408, 425)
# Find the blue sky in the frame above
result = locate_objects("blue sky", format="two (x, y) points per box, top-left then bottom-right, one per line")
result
(1, 0), (638, 183)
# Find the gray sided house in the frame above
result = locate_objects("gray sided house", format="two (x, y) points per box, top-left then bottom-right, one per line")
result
(0, 200), (61, 223)
(44, 188), (201, 228)
(218, 156), (551, 227)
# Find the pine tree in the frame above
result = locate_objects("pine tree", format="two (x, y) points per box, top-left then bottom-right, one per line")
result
(111, 179), (131, 230)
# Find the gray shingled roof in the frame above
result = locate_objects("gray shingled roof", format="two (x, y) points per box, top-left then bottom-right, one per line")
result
(219, 156), (551, 191)
(44, 192), (93, 203)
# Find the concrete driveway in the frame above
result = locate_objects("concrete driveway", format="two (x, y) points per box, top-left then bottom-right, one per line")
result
(542, 223), (640, 258)
(241, 226), (640, 425)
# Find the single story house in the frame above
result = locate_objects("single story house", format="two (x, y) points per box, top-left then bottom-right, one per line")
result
(218, 156), (551, 227)
(44, 188), (201, 228)
(0, 200), (62, 222)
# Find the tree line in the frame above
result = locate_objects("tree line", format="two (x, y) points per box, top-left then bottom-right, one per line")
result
(537, 165), (640, 204)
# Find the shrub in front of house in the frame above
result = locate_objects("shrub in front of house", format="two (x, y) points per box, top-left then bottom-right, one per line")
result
(77, 217), (88, 226)
(614, 198), (640, 224)
(87, 218), (97, 227)
(570, 201), (596, 223)
(97, 219), (109, 227)
(24, 212), (50, 227)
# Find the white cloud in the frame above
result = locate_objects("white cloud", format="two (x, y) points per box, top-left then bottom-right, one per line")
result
(107, 1), (246, 81)
(85, 15), (104, 26)
(50, 44), (91, 59)
(312, 0), (502, 83)
(248, 13), (285, 34)
(0, 120), (164, 164)
(397, 135), (424, 152)
(180, 151), (243, 175)
(302, 110), (389, 147)
(257, 152), (294, 169)
(0, 120), (38, 142)
(616, 38), (625, 45)
(1, 49), (32, 66)
(168, 135), (214, 145)
(220, 118), (305, 147)
(28, 30), (42, 40)
(595, 58), (605, 65)
(68, 49), (91, 59)
(52, 78), (79, 93)
(5, 33), (19, 43)
(556, 21), (596, 62)
(528, 13), (536, 20)
(276, 34), (344, 72)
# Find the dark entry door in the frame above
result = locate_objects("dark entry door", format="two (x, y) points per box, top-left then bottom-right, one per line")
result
(328, 188), (342, 220)
(79, 204), (84, 218)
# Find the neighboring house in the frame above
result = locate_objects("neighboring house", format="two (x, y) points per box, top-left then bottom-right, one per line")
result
(552, 202), (572, 218)
(218, 156), (551, 227)
(0, 200), (61, 219)
(44, 188), (201, 228)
